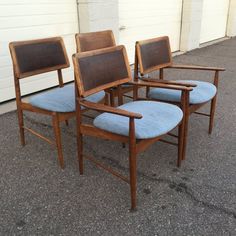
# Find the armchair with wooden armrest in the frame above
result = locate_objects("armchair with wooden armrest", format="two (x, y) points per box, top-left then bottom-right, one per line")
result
(134, 36), (225, 160)
(72, 45), (194, 210)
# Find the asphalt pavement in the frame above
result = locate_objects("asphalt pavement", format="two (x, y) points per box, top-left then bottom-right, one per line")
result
(0, 38), (235, 235)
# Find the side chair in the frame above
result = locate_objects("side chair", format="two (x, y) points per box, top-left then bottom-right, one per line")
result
(75, 30), (134, 106)
(72, 45), (193, 210)
(9, 37), (105, 168)
(134, 36), (225, 160)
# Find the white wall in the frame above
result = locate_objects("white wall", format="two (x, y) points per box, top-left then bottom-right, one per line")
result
(118, 0), (183, 63)
(77, 0), (119, 41)
(180, 0), (204, 51)
(0, 0), (79, 102)
(227, 0), (236, 36)
(200, 0), (230, 43)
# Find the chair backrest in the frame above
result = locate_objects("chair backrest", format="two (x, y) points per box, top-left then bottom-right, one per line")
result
(9, 37), (70, 79)
(136, 36), (172, 74)
(75, 30), (116, 53)
(73, 46), (131, 97)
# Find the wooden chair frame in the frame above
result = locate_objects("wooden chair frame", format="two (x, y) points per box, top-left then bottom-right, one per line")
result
(75, 30), (134, 106)
(9, 37), (74, 169)
(134, 36), (225, 159)
(73, 45), (192, 210)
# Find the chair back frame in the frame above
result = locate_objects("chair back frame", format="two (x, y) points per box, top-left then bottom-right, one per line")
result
(73, 45), (132, 98)
(9, 37), (70, 79)
(136, 36), (172, 75)
(75, 30), (116, 53)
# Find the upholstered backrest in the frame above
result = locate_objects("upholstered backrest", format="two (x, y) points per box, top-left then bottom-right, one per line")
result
(136, 36), (172, 74)
(73, 46), (131, 97)
(9, 37), (70, 79)
(75, 30), (116, 53)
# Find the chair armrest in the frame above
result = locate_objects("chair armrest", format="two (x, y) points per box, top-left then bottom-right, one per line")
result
(167, 64), (225, 71)
(79, 100), (142, 119)
(140, 77), (197, 87)
(129, 80), (193, 91)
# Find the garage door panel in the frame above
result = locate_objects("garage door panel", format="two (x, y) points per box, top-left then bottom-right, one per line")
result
(119, 0), (182, 63)
(0, 1), (78, 102)
(0, 14), (78, 30)
(200, 0), (230, 43)
(0, 4), (77, 17)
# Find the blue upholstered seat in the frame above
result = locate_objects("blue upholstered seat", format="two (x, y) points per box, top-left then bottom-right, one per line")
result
(29, 83), (105, 113)
(148, 80), (216, 104)
(94, 101), (183, 139)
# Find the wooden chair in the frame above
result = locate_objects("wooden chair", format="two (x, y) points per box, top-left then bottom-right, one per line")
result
(73, 45), (193, 210)
(134, 36), (225, 160)
(9, 37), (105, 168)
(75, 30), (134, 106)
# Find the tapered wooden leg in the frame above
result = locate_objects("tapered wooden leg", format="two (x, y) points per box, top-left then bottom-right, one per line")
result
(17, 108), (25, 146)
(52, 114), (64, 169)
(117, 85), (123, 106)
(177, 121), (184, 167)
(129, 118), (137, 211)
(104, 92), (109, 106)
(110, 90), (115, 107)
(182, 110), (189, 161)
(181, 90), (190, 161)
(76, 102), (83, 174)
(209, 96), (217, 134)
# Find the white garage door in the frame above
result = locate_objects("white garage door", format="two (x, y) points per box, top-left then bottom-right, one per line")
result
(118, 0), (183, 63)
(0, 0), (79, 102)
(200, 0), (230, 44)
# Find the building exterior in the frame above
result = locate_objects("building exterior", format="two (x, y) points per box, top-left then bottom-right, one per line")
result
(1, 0), (236, 102)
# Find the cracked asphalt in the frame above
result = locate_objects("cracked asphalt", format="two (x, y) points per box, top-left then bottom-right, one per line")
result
(0, 38), (236, 235)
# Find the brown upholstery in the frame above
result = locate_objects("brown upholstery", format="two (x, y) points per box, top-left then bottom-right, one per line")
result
(9, 37), (69, 79)
(137, 36), (172, 74)
(73, 46), (131, 97)
(76, 30), (116, 52)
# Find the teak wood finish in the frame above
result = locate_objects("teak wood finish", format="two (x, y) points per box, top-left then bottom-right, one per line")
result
(75, 30), (134, 106)
(9, 37), (73, 169)
(73, 45), (190, 210)
(134, 36), (225, 159)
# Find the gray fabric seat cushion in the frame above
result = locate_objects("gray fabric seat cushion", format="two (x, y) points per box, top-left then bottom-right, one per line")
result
(148, 80), (217, 104)
(29, 83), (105, 113)
(94, 101), (183, 139)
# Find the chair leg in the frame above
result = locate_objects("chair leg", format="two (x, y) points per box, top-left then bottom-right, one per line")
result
(182, 110), (190, 161)
(52, 114), (64, 169)
(65, 120), (69, 126)
(129, 118), (137, 211)
(178, 121), (185, 167)
(110, 90), (115, 107)
(76, 105), (84, 174)
(17, 108), (25, 146)
(129, 146), (137, 211)
(209, 96), (217, 134)
(104, 92), (110, 105)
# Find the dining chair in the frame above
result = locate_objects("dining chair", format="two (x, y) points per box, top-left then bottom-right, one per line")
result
(73, 45), (193, 210)
(134, 36), (225, 160)
(9, 37), (105, 168)
(75, 30), (134, 106)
